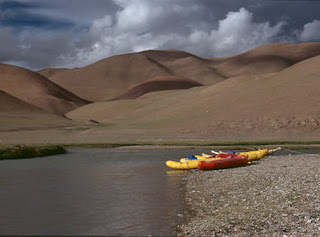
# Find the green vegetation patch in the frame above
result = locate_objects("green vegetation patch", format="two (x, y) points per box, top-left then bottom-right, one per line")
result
(0, 145), (67, 160)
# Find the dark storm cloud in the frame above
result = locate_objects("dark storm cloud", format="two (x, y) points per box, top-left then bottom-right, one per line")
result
(0, 0), (319, 70)
(0, 1), (74, 29)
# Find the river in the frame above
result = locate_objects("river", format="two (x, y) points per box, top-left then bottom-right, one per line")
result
(0, 147), (318, 235)
(0, 148), (199, 236)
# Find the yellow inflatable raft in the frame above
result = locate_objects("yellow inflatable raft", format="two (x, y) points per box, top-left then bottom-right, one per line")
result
(166, 157), (224, 170)
(237, 149), (269, 161)
(166, 148), (280, 170)
(179, 154), (212, 162)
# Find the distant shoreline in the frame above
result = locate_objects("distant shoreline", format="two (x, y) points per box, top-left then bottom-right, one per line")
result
(0, 145), (66, 160)
(3, 141), (320, 150)
(1, 142), (320, 160)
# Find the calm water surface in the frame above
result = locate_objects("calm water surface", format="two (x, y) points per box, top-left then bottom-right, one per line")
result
(0, 148), (317, 236)
(0, 149), (199, 236)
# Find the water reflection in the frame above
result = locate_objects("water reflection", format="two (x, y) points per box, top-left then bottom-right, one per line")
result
(166, 170), (189, 176)
(0, 149), (190, 236)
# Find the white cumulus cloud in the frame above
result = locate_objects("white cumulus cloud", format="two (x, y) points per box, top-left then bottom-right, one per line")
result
(300, 19), (320, 42)
(1, 0), (318, 70)
(187, 8), (285, 57)
(57, 7), (286, 68)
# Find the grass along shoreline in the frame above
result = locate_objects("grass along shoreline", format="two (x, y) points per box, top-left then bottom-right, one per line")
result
(61, 140), (320, 148)
(0, 145), (67, 160)
(42, 140), (320, 150)
(3, 141), (320, 149)
(1, 140), (320, 160)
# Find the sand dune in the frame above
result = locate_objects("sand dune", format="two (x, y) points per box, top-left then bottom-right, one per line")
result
(0, 90), (74, 130)
(67, 54), (320, 140)
(46, 52), (172, 101)
(140, 50), (225, 85)
(0, 90), (45, 112)
(38, 68), (69, 78)
(0, 64), (90, 115)
(111, 76), (203, 100)
(45, 50), (225, 101)
(3, 42), (320, 142)
(45, 43), (320, 103)
(211, 42), (320, 78)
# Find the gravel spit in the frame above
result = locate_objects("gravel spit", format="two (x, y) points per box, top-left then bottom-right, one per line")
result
(180, 154), (320, 236)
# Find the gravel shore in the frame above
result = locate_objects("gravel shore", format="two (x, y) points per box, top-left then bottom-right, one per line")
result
(180, 154), (320, 236)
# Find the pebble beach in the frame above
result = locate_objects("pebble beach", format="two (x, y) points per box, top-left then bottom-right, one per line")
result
(180, 154), (320, 236)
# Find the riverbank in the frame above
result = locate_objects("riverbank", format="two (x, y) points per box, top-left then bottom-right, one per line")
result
(5, 140), (320, 149)
(179, 154), (320, 236)
(0, 145), (67, 160)
(2, 141), (320, 160)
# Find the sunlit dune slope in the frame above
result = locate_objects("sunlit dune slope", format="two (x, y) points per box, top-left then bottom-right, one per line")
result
(46, 52), (172, 101)
(67, 55), (320, 140)
(140, 50), (226, 85)
(0, 90), (75, 130)
(45, 43), (320, 103)
(38, 68), (69, 78)
(45, 50), (224, 101)
(111, 76), (203, 100)
(0, 64), (90, 115)
(211, 42), (320, 77)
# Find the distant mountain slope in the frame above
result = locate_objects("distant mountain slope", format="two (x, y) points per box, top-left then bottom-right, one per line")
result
(0, 64), (90, 115)
(44, 43), (320, 103)
(45, 52), (172, 101)
(0, 90), (74, 130)
(140, 50), (225, 85)
(38, 68), (69, 78)
(45, 50), (224, 101)
(111, 76), (203, 100)
(211, 42), (320, 78)
(0, 90), (41, 112)
(67, 55), (320, 140)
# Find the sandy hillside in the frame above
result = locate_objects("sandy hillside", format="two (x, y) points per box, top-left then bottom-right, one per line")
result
(211, 42), (320, 78)
(111, 76), (203, 100)
(67, 54), (320, 140)
(139, 50), (226, 85)
(38, 68), (69, 78)
(44, 52), (172, 101)
(44, 50), (226, 101)
(2, 42), (320, 143)
(44, 43), (320, 103)
(0, 90), (75, 131)
(0, 63), (90, 115)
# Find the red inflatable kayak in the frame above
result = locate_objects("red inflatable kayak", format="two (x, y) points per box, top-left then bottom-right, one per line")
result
(215, 153), (239, 158)
(198, 156), (248, 170)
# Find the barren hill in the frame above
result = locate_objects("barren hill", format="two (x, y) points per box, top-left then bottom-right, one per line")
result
(46, 52), (172, 101)
(140, 50), (226, 85)
(0, 90), (74, 130)
(0, 90), (42, 112)
(38, 68), (69, 78)
(111, 76), (203, 100)
(45, 50), (225, 101)
(211, 42), (320, 78)
(0, 63), (90, 115)
(45, 43), (320, 103)
(67, 54), (320, 140)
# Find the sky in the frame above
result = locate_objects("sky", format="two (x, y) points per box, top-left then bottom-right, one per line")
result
(0, 0), (320, 70)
